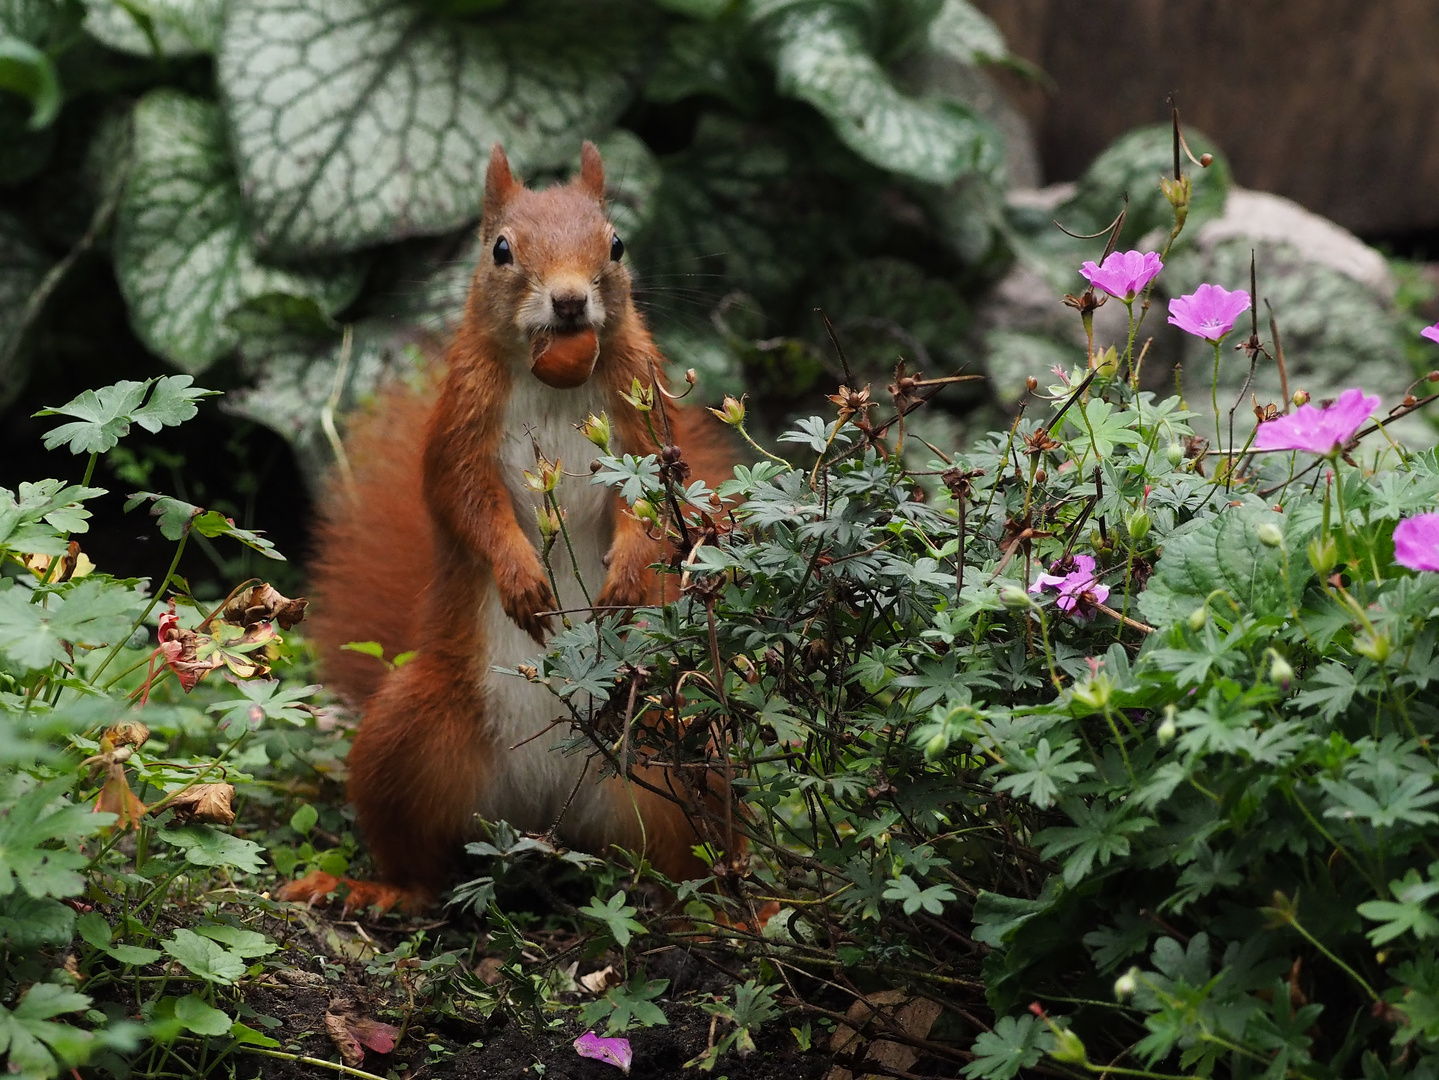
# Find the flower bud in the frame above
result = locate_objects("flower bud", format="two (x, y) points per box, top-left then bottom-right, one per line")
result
(1292, 389), (1310, 407)
(581, 413), (612, 450)
(684, 367), (697, 386)
(1127, 509), (1151, 543)
(1000, 585), (1035, 610)
(1156, 705), (1178, 744)
(1199, 153), (1213, 167)
(534, 506), (559, 540)
(707, 395), (747, 427)
(632, 498), (657, 524)
(1025, 376), (1038, 392)
(1159, 174), (1192, 226)
(1072, 675), (1113, 710)
(1307, 536), (1338, 576)
(1049, 1028), (1087, 1065)
(1113, 967), (1138, 1000)
(1092, 346), (1119, 379)
(524, 456), (561, 494)
(1187, 606), (1208, 631)
(1166, 442), (1185, 466)
(1257, 522), (1284, 548)
(1268, 653), (1294, 691)
(1355, 632), (1391, 664)
(925, 732), (948, 760)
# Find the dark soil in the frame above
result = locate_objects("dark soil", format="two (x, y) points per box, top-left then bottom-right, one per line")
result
(215, 906), (844, 1080)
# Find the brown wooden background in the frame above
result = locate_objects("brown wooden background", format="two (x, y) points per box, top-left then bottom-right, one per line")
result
(975, 0), (1439, 240)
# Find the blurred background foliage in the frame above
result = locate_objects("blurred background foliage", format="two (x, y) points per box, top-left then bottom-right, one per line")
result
(0, 0), (1427, 589)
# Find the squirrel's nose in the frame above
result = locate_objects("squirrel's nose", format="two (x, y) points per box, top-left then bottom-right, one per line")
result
(551, 291), (588, 322)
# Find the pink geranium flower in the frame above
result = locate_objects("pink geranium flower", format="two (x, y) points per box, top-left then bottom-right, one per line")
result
(1394, 512), (1439, 572)
(1167, 284), (1251, 343)
(1252, 387), (1379, 455)
(1080, 250), (1164, 302)
(1422, 322), (1439, 345)
(1029, 554), (1110, 616)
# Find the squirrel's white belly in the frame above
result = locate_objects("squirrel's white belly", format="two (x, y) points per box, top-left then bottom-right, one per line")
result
(473, 376), (619, 838)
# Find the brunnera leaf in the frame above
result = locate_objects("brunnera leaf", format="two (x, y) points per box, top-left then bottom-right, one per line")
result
(762, 4), (1003, 187)
(114, 90), (364, 372)
(217, 0), (657, 257)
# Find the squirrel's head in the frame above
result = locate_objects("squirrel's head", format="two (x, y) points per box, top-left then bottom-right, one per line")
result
(476, 142), (629, 388)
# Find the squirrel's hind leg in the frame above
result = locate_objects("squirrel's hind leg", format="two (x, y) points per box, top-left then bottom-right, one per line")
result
(278, 653), (488, 912)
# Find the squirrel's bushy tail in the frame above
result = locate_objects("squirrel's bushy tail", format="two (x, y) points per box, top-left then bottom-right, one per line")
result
(306, 383), (435, 707)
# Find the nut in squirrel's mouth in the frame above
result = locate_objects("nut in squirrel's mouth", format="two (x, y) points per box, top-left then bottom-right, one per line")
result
(528, 327), (600, 389)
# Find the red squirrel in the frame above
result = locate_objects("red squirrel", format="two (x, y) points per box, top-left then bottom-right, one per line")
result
(278, 143), (733, 913)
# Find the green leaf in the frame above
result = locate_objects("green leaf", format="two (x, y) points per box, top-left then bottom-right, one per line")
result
(1358, 868), (1439, 945)
(0, 35), (59, 129)
(193, 924), (277, 958)
(0, 894), (75, 949)
(991, 737), (1093, 809)
(35, 375), (216, 455)
(0, 479), (106, 557)
(0, 781), (109, 898)
(289, 802), (318, 836)
(77, 912), (162, 965)
(579, 891), (647, 948)
(84, 0), (223, 57)
(217, 0), (657, 256)
(1035, 801), (1155, 887)
(925, 0), (1006, 66)
(123, 492), (284, 559)
(206, 679), (320, 727)
(35, 380), (149, 454)
(161, 927), (247, 984)
(114, 90), (363, 372)
(158, 825), (267, 874)
(173, 993), (232, 1036)
(650, 0), (729, 17)
(961, 1014), (1053, 1080)
(764, 4), (1002, 186)
(0, 982), (94, 1078)
(578, 973), (669, 1034)
(0, 209), (49, 404)
(0, 578), (138, 672)
(1137, 504), (1308, 628)
(882, 873), (955, 915)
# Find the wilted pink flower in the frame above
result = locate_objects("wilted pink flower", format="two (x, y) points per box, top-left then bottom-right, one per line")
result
(1080, 250), (1164, 302)
(575, 1032), (632, 1073)
(1030, 554), (1110, 616)
(1167, 284), (1251, 343)
(1422, 322), (1439, 345)
(1252, 387), (1379, 455)
(1394, 512), (1439, 572)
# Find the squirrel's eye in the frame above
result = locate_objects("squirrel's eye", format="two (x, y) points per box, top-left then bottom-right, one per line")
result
(610, 234), (624, 262)
(493, 236), (513, 265)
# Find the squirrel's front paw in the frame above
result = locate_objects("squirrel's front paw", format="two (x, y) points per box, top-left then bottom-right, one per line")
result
(499, 563), (557, 644)
(596, 543), (654, 612)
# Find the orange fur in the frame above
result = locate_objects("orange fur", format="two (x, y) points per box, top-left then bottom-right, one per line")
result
(285, 144), (734, 913)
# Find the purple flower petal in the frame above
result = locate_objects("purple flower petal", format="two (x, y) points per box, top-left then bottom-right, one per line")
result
(575, 1032), (632, 1073)
(1394, 512), (1439, 572)
(1029, 570), (1068, 595)
(1252, 387), (1379, 455)
(1166, 284), (1251, 343)
(1035, 555), (1108, 617)
(1422, 323), (1439, 345)
(1079, 250), (1164, 302)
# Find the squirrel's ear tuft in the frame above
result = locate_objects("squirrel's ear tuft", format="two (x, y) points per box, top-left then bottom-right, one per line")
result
(483, 144), (520, 231)
(577, 141), (605, 202)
